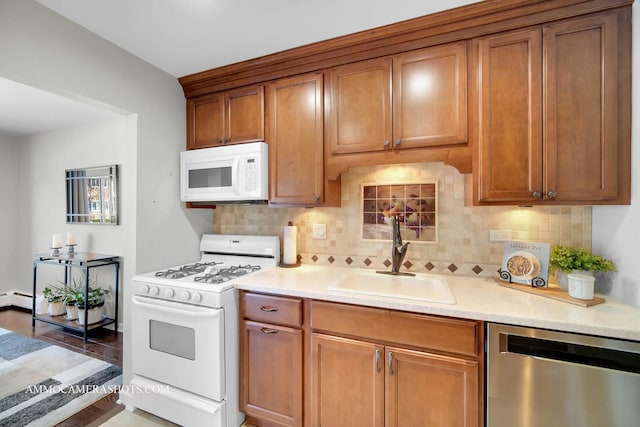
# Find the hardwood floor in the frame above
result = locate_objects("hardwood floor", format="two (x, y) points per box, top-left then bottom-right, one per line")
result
(0, 307), (125, 426)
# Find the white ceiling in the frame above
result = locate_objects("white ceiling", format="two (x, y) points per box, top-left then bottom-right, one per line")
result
(1, 0), (475, 137)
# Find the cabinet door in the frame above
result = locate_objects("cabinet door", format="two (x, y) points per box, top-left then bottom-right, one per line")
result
(475, 29), (543, 203)
(187, 92), (225, 150)
(310, 334), (384, 427)
(385, 347), (478, 427)
(326, 58), (392, 154)
(393, 42), (467, 149)
(226, 85), (264, 145)
(543, 13), (619, 202)
(240, 320), (303, 427)
(267, 73), (324, 205)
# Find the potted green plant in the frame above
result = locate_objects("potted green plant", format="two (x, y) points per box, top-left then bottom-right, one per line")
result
(43, 285), (66, 316)
(550, 245), (617, 290)
(74, 286), (110, 325)
(62, 279), (85, 321)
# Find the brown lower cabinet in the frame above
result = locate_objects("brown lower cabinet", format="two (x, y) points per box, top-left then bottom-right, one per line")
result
(240, 292), (483, 427)
(311, 335), (478, 427)
(240, 293), (304, 427)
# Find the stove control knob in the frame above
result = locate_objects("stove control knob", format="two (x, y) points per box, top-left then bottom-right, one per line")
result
(150, 286), (160, 296)
(165, 288), (175, 298)
(181, 291), (191, 301)
(191, 293), (202, 303)
(140, 285), (150, 294)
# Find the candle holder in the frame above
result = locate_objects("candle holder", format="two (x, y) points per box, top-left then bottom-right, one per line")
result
(50, 247), (62, 257)
(66, 244), (77, 256)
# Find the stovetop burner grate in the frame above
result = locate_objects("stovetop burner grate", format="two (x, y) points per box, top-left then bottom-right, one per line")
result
(194, 264), (262, 284)
(154, 261), (223, 279)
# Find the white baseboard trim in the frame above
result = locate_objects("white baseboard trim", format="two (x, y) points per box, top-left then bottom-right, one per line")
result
(0, 290), (34, 310)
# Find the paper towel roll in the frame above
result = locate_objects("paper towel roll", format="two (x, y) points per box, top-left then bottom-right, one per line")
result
(283, 222), (297, 265)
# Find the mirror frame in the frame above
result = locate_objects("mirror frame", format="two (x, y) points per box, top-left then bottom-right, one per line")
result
(66, 165), (118, 225)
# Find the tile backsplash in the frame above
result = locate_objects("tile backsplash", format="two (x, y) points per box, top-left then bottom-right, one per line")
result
(214, 162), (591, 278)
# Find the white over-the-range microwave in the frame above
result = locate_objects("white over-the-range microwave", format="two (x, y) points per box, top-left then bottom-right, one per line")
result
(180, 141), (268, 203)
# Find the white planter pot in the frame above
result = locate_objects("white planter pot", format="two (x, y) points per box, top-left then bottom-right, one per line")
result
(65, 304), (78, 321)
(568, 273), (596, 300)
(47, 301), (66, 316)
(76, 306), (105, 325)
(555, 269), (593, 290)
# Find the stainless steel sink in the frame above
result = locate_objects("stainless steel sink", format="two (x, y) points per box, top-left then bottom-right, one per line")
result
(328, 271), (456, 304)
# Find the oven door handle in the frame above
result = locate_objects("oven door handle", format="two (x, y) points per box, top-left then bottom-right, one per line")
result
(132, 295), (221, 318)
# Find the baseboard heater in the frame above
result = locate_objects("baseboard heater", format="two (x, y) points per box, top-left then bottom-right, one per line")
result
(0, 290), (35, 311)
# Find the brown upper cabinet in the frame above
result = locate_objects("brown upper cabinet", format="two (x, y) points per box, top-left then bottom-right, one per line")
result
(472, 11), (631, 205)
(326, 42), (467, 155)
(267, 73), (339, 207)
(186, 85), (264, 150)
(179, 0), (631, 206)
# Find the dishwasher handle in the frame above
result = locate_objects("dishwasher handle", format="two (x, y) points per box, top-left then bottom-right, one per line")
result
(499, 332), (640, 375)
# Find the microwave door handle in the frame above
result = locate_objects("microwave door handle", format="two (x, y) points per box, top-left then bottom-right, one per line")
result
(132, 296), (221, 318)
(233, 157), (242, 196)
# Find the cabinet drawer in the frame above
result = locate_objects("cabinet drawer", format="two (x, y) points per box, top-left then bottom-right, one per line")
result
(311, 300), (479, 357)
(241, 292), (303, 327)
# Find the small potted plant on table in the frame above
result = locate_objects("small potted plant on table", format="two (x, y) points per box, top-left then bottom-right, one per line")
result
(43, 285), (67, 316)
(74, 287), (110, 325)
(550, 245), (617, 291)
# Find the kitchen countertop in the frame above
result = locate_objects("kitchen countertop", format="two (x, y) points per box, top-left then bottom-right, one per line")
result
(235, 264), (640, 341)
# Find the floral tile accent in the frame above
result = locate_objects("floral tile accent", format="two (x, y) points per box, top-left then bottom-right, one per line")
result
(362, 182), (437, 243)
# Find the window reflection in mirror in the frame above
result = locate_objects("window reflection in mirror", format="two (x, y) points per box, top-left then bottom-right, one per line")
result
(66, 165), (118, 224)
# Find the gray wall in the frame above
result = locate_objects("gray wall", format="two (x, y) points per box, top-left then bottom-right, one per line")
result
(0, 135), (19, 288)
(0, 0), (213, 389)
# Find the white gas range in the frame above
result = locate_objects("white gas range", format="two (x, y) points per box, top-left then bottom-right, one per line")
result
(123, 234), (280, 427)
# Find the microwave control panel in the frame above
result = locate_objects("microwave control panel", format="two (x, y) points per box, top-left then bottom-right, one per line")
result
(244, 157), (258, 192)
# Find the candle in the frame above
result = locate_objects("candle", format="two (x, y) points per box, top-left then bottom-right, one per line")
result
(66, 232), (76, 246)
(51, 234), (62, 248)
(283, 221), (297, 265)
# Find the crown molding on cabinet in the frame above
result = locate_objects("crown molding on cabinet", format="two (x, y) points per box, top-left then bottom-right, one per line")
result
(178, 0), (632, 98)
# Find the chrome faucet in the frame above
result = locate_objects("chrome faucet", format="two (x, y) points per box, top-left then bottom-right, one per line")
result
(390, 216), (410, 274)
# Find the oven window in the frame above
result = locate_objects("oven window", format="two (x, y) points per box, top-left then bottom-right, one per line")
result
(149, 320), (196, 360)
(189, 167), (232, 189)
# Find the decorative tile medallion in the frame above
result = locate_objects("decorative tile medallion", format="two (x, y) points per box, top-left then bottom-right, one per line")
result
(362, 182), (437, 243)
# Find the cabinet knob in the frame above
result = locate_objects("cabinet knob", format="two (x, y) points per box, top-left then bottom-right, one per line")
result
(547, 190), (557, 199)
(532, 191), (542, 199)
(223, 137), (229, 144)
(383, 140), (390, 148)
(394, 139), (401, 147)
(216, 138), (223, 145)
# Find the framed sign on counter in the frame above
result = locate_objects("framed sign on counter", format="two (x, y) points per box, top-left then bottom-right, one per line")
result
(500, 240), (550, 287)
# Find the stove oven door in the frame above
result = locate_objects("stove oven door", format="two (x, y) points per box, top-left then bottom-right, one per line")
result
(132, 295), (224, 401)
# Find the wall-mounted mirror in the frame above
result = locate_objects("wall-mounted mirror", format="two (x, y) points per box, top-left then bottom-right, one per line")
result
(66, 165), (118, 224)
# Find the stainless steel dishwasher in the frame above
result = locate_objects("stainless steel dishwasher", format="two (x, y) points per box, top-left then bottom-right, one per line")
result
(487, 323), (640, 427)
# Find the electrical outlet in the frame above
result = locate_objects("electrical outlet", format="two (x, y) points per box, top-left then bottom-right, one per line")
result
(489, 229), (512, 242)
(312, 223), (327, 240)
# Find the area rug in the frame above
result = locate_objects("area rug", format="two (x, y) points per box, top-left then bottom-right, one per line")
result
(0, 327), (122, 427)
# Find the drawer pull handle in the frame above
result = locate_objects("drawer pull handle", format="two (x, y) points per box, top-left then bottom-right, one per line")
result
(260, 306), (279, 312)
(375, 349), (381, 373)
(388, 351), (394, 375)
(260, 327), (278, 334)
